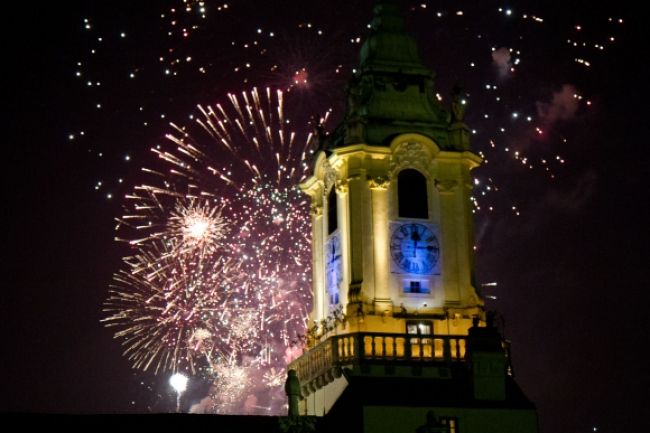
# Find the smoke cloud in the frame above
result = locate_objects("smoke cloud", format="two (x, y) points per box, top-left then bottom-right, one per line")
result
(491, 47), (512, 78)
(189, 396), (214, 414)
(536, 84), (579, 125)
(544, 169), (597, 213)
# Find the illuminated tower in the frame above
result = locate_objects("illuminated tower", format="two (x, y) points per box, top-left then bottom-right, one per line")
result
(301, 12), (481, 338)
(288, 3), (538, 432)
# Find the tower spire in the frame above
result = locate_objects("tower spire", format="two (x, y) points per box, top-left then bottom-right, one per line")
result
(359, 1), (428, 74)
(340, 2), (458, 149)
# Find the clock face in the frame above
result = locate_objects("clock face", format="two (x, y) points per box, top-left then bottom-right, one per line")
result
(325, 232), (342, 305)
(390, 223), (440, 275)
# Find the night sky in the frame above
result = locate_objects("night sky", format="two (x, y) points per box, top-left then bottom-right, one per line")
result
(4, 1), (649, 432)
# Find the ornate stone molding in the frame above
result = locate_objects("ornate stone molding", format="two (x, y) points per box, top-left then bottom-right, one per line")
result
(339, 174), (362, 194)
(323, 160), (337, 192)
(367, 175), (390, 190)
(335, 179), (349, 194)
(434, 178), (459, 193)
(389, 141), (432, 177)
(300, 366), (343, 397)
(310, 203), (323, 216)
(306, 179), (324, 210)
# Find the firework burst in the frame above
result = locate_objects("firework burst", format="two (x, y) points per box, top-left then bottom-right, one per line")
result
(103, 238), (244, 375)
(104, 87), (314, 413)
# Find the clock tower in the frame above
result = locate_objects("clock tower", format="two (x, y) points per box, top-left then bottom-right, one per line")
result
(300, 3), (482, 339)
(289, 3), (538, 432)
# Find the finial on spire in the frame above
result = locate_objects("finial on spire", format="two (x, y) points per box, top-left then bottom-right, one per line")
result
(359, 1), (425, 71)
(369, 1), (405, 33)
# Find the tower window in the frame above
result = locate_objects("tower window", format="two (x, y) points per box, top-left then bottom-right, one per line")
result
(441, 417), (458, 433)
(403, 279), (430, 294)
(406, 320), (432, 335)
(398, 169), (428, 219)
(328, 187), (338, 234)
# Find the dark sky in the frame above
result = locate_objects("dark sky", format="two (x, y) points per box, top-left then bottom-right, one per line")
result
(4, 1), (649, 432)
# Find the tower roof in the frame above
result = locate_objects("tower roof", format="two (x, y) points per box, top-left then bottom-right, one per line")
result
(325, 1), (470, 151)
(359, 2), (431, 76)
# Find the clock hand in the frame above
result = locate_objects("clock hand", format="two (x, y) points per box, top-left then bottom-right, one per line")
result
(410, 229), (421, 257)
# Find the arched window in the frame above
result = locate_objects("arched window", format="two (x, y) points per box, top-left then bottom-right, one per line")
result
(398, 169), (428, 219)
(328, 187), (338, 234)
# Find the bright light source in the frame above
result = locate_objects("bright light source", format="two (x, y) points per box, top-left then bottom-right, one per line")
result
(169, 373), (188, 393)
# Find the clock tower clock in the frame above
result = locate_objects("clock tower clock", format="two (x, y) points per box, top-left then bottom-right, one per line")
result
(389, 222), (440, 276)
(325, 231), (342, 305)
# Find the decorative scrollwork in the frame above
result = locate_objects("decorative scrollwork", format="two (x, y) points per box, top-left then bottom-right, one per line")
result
(310, 203), (323, 216)
(335, 179), (349, 193)
(367, 175), (390, 190)
(434, 178), (458, 193)
(389, 141), (432, 177)
(323, 160), (337, 192)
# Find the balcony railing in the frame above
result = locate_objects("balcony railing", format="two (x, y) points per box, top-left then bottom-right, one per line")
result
(288, 332), (468, 386)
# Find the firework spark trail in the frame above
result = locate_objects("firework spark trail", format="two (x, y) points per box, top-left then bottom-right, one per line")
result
(103, 237), (245, 375)
(104, 87), (314, 413)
